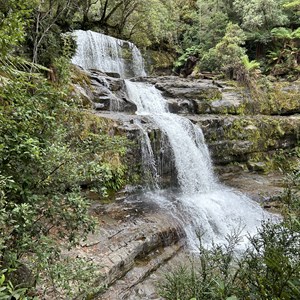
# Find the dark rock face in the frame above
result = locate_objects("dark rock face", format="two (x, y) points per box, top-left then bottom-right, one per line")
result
(73, 67), (137, 113)
(74, 70), (300, 184)
(192, 114), (300, 166)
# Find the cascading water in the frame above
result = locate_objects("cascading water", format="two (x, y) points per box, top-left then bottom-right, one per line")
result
(134, 119), (159, 189)
(126, 81), (215, 194)
(72, 30), (274, 250)
(71, 30), (146, 78)
(125, 80), (271, 249)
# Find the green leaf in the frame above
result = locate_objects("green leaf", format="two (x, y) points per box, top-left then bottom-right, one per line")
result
(0, 275), (5, 286)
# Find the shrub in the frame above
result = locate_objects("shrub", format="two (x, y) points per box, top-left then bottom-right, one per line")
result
(160, 169), (300, 300)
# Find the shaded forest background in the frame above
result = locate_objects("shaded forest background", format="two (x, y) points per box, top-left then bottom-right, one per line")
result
(2, 0), (300, 78)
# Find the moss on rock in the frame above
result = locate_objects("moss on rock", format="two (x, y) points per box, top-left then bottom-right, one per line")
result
(144, 50), (176, 75)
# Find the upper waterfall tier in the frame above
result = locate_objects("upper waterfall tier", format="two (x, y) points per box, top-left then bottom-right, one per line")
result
(71, 30), (146, 78)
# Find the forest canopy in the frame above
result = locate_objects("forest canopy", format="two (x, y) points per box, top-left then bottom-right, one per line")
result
(1, 0), (299, 77)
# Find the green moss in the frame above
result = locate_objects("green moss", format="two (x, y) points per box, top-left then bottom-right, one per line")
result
(120, 46), (133, 60)
(223, 116), (295, 150)
(145, 50), (175, 74)
(212, 115), (299, 172)
(71, 65), (91, 86)
(243, 80), (300, 115)
(201, 89), (222, 101)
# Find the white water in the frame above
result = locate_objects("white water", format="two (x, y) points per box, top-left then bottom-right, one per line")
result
(72, 31), (273, 250)
(72, 30), (146, 78)
(126, 80), (215, 194)
(125, 80), (272, 250)
(135, 119), (159, 189)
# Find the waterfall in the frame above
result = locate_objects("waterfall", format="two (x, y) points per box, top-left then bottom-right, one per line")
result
(126, 80), (215, 194)
(135, 119), (159, 189)
(71, 30), (146, 78)
(125, 80), (272, 249)
(72, 31), (273, 250)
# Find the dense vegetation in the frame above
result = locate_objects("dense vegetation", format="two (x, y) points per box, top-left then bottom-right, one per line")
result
(0, 0), (130, 298)
(0, 0), (299, 299)
(159, 156), (300, 300)
(173, 0), (300, 79)
(2, 1), (300, 77)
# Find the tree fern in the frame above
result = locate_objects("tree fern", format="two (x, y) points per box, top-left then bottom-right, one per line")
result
(283, 0), (300, 10)
(291, 27), (300, 38)
(271, 27), (292, 40)
(241, 55), (260, 72)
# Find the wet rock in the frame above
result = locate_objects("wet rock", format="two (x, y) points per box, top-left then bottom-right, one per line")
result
(188, 114), (300, 166)
(247, 161), (268, 173)
(154, 79), (221, 101)
(73, 67), (137, 113)
(208, 91), (245, 115)
(105, 72), (121, 78)
(218, 169), (286, 202)
(62, 200), (184, 299)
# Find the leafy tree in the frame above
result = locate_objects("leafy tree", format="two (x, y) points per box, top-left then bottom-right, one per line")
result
(0, 0), (36, 57)
(29, 0), (79, 65)
(233, 0), (289, 58)
(118, 0), (180, 49)
(197, 0), (230, 51)
(200, 22), (246, 78)
(0, 2), (129, 297)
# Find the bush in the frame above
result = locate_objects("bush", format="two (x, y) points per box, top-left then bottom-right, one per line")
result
(0, 53), (129, 297)
(160, 218), (300, 300)
(160, 167), (300, 300)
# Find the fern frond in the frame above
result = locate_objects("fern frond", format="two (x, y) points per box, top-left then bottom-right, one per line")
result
(241, 55), (260, 71)
(271, 27), (292, 40)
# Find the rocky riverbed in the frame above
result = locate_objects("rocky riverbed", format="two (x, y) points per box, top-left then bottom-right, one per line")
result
(70, 68), (299, 299)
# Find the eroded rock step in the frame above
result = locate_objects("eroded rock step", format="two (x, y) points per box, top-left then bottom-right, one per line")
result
(98, 242), (183, 300)
(67, 200), (184, 298)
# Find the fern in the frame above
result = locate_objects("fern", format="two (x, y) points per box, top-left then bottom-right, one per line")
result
(241, 55), (260, 72)
(271, 27), (292, 40)
(291, 27), (300, 39)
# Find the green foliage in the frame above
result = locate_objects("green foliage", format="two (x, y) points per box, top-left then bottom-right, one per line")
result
(0, 0), (36, 56)
(169, 0), (300, 78)
(280, 148), (300, 219)
(160, 229), (243, 300)
(241, 55), (260, 72)
(36, 256), (104, 299)
(233, 0), (288, 33)
(199, 48), (220, 72)
(271, 27), (293, 40)
(160, 160), (300, 300)
(174, 46), (201, 69)
(0, 22), (129, 297)
(283, 0), (300, 10)
(160, 219), (300, 300)
(267, 27), (300, 76)
(197, 0), (230, 51)
(0, 269), (35, 300)
(199, 22), (246, 78)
